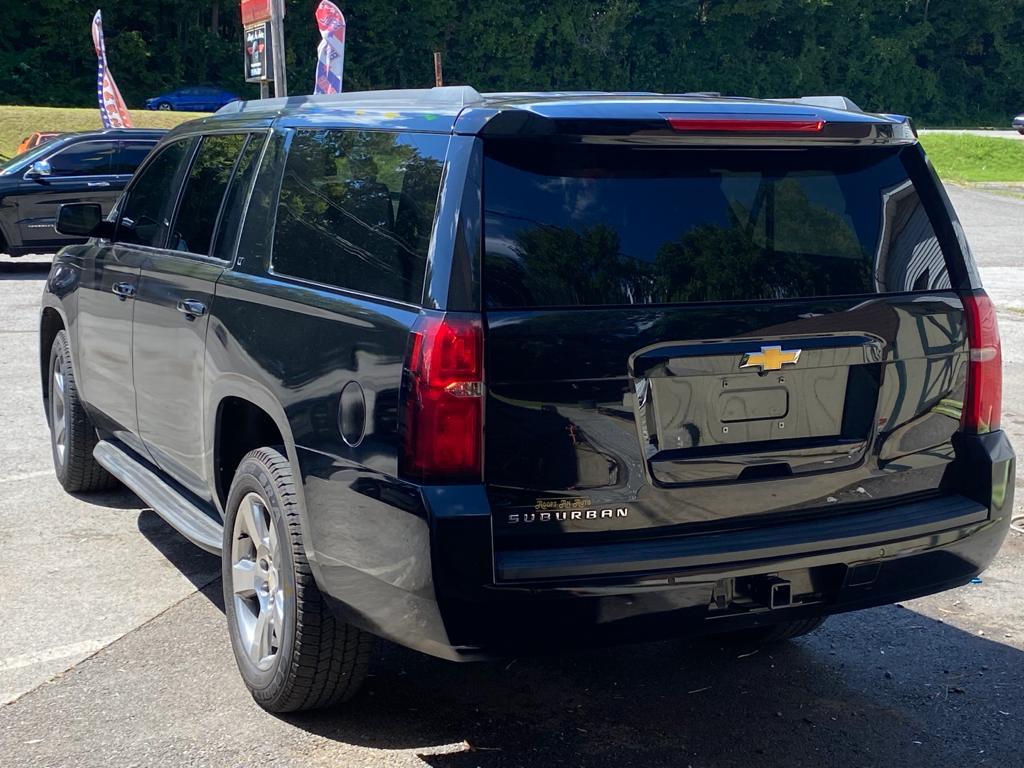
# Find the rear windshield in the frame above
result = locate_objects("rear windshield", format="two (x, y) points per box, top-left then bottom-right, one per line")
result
(483, 143), (951, 308)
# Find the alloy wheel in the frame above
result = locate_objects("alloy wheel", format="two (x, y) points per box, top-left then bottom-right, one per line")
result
(230, 492), (286, 670)
(51, 361), (67, 468)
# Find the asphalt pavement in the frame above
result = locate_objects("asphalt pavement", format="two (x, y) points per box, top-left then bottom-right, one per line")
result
(1, 186), (1023, 767)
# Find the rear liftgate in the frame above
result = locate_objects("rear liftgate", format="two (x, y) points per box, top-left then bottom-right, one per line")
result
(630, 334), (882, 486)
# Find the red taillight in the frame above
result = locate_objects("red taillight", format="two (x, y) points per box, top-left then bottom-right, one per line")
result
(401, 313), (484, 482)
(962, 291), (1002, 434)
(665, 114), (825, 133)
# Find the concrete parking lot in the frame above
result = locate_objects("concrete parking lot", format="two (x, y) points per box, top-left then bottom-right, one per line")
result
(1, 186), (1023, 767)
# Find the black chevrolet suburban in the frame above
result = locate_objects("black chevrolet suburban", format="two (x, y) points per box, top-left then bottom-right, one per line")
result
(41, 87), (1014, 713)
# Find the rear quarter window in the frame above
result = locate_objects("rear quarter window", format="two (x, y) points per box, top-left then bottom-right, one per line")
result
(483, 142), (953, 308)
(271, 129), (447, 304)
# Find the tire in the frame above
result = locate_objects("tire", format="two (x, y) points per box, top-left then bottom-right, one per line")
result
(222, 446), (373, 713)
(157, 102), (172, 111)
(48, 330), (117, 492)
(715, 616), (828, 645)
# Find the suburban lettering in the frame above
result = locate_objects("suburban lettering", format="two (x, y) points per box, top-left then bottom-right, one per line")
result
(508, 507), (630, 526)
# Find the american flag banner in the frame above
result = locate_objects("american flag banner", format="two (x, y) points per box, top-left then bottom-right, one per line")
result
(314, 1), (346, 95)
(91, 10), (133, 128)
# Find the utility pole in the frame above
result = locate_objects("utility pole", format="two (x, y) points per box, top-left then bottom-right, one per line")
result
(433, 52), (443, 87)
(270, 0), (288, 97)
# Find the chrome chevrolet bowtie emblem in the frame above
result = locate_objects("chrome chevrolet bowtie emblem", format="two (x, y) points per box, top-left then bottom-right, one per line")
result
(740, 345), (801, 372)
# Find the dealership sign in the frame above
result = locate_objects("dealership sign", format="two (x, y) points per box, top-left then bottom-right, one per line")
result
(240, 0), (271, 25)
(244, 22), (273, 82)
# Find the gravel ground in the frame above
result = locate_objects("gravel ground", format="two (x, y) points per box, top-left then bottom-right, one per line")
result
(0, 186), (1022, 767)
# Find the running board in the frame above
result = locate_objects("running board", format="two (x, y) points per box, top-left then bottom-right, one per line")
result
(93, 440), (223, 554)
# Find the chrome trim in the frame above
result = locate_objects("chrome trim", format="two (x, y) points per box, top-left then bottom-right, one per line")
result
(92, 440), (223, 553)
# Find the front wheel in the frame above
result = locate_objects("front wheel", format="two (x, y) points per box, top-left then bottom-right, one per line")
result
(157, 102), (172, 111)
(48, 330), (117, 492)
(222, 447), (373, 712)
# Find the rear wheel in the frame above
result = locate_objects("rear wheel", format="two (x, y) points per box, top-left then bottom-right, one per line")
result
(222, 446), (373, 712)
(157, 101), (172, 111)
(715, 616), (828, 645)
(48, 330), (117, 492)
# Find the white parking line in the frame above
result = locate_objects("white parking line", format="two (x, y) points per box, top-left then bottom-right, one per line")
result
(0, 636), (119, 672)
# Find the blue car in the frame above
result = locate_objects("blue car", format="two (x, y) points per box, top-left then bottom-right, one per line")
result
(145, 86), (240, 112)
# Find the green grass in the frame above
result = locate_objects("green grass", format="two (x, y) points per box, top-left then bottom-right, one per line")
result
(0, 105), (211, 160)
(918, 133), (1024, 183)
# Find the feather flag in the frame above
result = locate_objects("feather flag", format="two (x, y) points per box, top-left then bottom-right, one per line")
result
(91, 10), (133, 128)
(314, 1), (346, 94)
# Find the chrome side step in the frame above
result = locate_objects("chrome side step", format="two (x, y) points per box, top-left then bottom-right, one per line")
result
(93, 440), (223, 554)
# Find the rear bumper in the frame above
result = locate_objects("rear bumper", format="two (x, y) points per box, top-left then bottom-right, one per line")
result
(494, 494), (989, 581)
(310, 431), (1014, 661)
(449, 502), (1010, 656)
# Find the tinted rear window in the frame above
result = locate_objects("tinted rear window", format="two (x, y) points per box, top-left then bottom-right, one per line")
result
(483, 143), (951, 308)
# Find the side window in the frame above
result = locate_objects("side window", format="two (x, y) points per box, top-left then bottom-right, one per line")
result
(211, 134), (265, 261)
(168, 133), (247, 256)
(47, 141), (117, 177)
(874, 182), (951, 292)
(110, 142), (156, 175)
(235, 132), (286, 271)
(271, 129), (447, 303)
(117, 139), (191, 248)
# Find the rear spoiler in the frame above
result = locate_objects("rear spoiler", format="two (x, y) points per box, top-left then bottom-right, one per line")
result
(460, 106), (917, 145)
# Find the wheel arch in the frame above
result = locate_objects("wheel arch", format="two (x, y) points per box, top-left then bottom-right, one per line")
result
(39, 303), (68, 423)
(207, 376), (307, 526)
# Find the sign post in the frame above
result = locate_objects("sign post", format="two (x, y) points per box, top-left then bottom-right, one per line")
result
(240, 0), (285, 98)
(270, 0), (288, 97)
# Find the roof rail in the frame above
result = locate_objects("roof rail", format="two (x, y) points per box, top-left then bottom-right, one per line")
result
(768, 95), (864, 113)
(216, 85), (484, 115)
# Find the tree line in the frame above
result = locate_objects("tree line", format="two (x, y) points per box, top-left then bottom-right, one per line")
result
(1, 0), (1021, 125)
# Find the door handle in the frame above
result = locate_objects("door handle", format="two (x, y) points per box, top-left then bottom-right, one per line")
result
(111, 281), (136, 300)
(176, 298), (207, 319)
(87, 181), (111, 187)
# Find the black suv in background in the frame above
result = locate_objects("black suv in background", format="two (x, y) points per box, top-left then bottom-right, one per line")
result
(0, 129), (163, 256)
(41, 88), (1014, 713)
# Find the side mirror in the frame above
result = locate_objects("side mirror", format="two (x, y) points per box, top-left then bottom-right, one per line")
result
(25, 159), (52, 179)
(56, 203), (113, 238)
